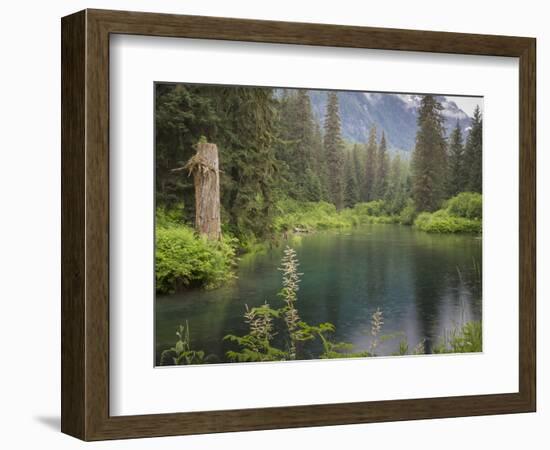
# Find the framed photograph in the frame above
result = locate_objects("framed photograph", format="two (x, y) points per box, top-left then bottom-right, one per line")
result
(61, 9), (536, 441)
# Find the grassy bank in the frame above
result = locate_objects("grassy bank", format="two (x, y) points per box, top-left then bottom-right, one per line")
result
(274, 193), (482, 235)
(156, 193), (481, 293)
(413, 192), (482, 234)
(274, 198), (401, 233)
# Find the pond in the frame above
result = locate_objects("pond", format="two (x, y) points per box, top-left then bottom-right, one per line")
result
(155, 224), (482, 364)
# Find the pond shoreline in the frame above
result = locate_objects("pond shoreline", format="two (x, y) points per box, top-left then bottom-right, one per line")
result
(156, 224), (482, 363)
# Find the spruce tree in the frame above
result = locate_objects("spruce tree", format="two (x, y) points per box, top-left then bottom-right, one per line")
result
(352, 143), (363, 191)
(364, 125), (378, 201)
(155, 84), (218, 214)
(344, 151), (360, 208)
(385, 154), (407, 214)
(312, 121), (328, 200)
(447, 120), (465, 196)
(295, 91), (315, 174)
(296, 90), (322, 201)
(277, 90), (322, 201)
(323, 92), (345, 209)
(374, 131), (390, 199)
(411, 95), (448, 212)
(216, 86), (279, 238)
(464, 105), (483, 193)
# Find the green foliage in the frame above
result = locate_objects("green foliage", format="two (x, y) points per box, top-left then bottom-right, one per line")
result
(155, 86), (482, 243)
(217, 87), (279, 240)
(446, 192), (482, 219)
(384, 153), (408, 215)
(344, 150), (361, 208)
(155, 204), (185, 228)
(324, 92), (345, 209)
(363, 125), (378, 201)
(398, 198), (417, 225)
(414, 210), (481, 234)
(414, 192), (482, 233)
(464, 106), (483, 193)
(278, 247), (306, 359)
(155, 193), (481, 296)
(225, 303), (289, 362)
(352, 200), (387, 217)
(273, 198), (408, 234)
(276, 90), (323, 202)
(300, 321), (364, 359)
(447, 120), (466, 196)
(411, 95), (448, 212)
(155, 84), (219, 210)
(433, 321), (482, 354)
(374, 132), (390, 198)
(274, 199), (354, 232)
(155, 220), (237, 294)
(155, 84), (279, 241)
(351, 201), (401, 224)
(160, 322), (206, 366)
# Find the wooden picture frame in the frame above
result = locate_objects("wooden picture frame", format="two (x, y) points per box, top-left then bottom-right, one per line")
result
(61, 9), (536, 441)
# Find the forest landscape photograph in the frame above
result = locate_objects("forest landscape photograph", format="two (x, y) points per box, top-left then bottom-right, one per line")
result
(154, 83), (483, 366)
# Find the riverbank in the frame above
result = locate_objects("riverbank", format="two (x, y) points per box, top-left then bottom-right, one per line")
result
(414, 192), (482, 234)
(155, 192), (481, 294)
(274, 192), (481, 234)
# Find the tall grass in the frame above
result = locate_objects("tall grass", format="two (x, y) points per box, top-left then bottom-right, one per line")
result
(433, 321), (482, 354)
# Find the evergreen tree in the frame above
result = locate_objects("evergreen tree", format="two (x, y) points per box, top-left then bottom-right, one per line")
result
(385, 154), (407, 214)
(352, 143), (363, 192)
(296, 90), (322, 201)
(312, 121), (328, 200)
(411, 95), (448, 212)
(447, 120), (465, 196)
(276, 90), (322, 201)
(364, 125), (378, 201)
(155, 84), (283, 239)
(155, 84), (218, 213)
(275, 91), (302, 198)
(323, 92), (345, 209)
(374, 131), (390, 199)
(344, 151), (360, 208)
(215, 86), (279, 238)
(464, 105), (483, 193)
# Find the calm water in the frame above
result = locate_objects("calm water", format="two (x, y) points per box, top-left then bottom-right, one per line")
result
(155, 225), (482, 363)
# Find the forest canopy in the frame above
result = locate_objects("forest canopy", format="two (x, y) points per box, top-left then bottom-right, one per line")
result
(155, 84), (482, 244)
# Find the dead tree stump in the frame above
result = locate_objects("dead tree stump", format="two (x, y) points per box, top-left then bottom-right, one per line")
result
(184, 143), (222, 240)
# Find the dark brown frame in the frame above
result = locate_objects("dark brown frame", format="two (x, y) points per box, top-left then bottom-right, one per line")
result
(61, 9), (536, 441)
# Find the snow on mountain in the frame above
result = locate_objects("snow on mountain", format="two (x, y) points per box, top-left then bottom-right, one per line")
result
(308, 91), (475, 152)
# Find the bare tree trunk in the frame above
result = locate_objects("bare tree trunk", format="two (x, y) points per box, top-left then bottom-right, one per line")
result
(184, 143), (222, 240)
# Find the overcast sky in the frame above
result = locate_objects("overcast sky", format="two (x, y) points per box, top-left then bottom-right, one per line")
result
(447, 96), (483, 117)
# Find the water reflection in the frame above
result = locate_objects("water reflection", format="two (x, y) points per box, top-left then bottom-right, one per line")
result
(155, 225), (482, 363)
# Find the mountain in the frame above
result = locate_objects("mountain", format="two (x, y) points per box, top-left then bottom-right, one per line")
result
(308, 91), (474, 153)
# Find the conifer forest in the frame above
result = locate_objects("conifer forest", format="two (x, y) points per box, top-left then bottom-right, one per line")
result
(155, 84), (483, 366)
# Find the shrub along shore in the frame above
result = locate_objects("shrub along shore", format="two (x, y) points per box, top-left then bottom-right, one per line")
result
(155, 192), (481, 294)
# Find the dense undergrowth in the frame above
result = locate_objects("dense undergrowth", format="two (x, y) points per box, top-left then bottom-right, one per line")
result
(155, 207), (237, 294)
(413, 192), (482, 234)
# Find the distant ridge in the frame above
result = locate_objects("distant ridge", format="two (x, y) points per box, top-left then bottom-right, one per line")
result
(307, 91), (475, 153)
